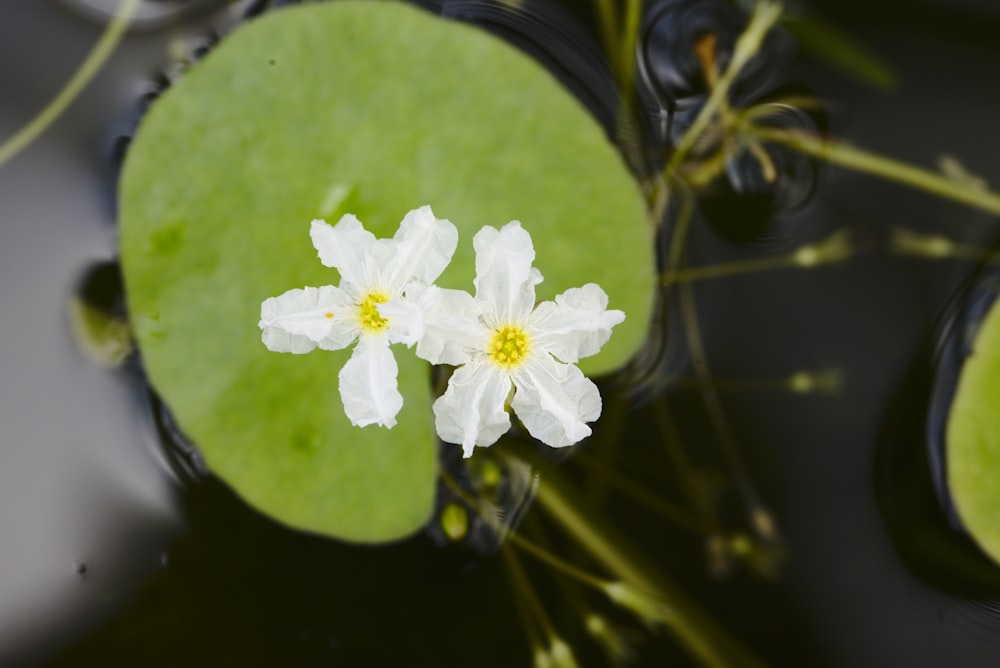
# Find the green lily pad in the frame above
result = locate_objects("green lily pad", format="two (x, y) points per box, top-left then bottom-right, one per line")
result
(948, 295), (1000, 564)
(119, 1), (654, 542)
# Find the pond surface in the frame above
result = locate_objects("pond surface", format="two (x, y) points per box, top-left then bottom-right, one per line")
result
(3, 0), (1000, 666)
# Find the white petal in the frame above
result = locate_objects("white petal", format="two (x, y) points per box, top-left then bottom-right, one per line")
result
(378, 283), (430, 348)
(338, 335), (404, 428)
(259, 286), (357, 353)
(511, 355), (601, 447)
(473, 221), (543, 325)
(388, 284), (486, 365)
(379, 206), (459, 292)
(433, 360), (512, 457)
(378, 282), (483, 357)
(310, 215), (376, 285)
(528, 283), (626, 363)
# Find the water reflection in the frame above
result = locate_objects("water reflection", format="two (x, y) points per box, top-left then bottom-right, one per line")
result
(0, 0), (226, 662)
(637, 0), (794, 149)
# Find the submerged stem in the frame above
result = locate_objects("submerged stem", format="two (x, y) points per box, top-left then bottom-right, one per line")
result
(747, 126), (1000, 217)
(620, 0), (642, 93)
(890, 227), (1000, 264)
(515, 450), (766, 668)
(572, 451), (703, 532)
(592, 0), (620, 76)
(653, 398), (718, 535)
(666, 1), (784, 173)
(502, 546), (559, 643)
(0, 0), (140, 168)
(677, 277), (776, 542)
(439, 470), (610, 590)
(661, 228), (854, 284)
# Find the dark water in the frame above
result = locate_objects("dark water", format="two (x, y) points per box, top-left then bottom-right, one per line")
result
(3, 0), (1000, 666)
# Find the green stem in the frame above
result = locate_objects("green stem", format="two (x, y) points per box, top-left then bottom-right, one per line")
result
(677, 279), (769, 531)
(439, 470), (610, 590)
(572, 451), (704, 532)
(663, 254), (801, 283)
(592, 0), (621, 76)
(517, 450), (766, 668)
(0, 0), (140, 168)
(502, 545), (558, 641)
(620, 0), (642, 92)
(667, 1), (783, 172)
(748, 126), (1000, 217)
(653, 398), (718, 534)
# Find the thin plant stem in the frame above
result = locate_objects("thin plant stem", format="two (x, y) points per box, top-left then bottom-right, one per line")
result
(747, 126), (1000, 217)
(663, 183), (696, 276)
(677, 275), (772, 535)
(502, 545), (559, 642)
(664, 254), (801, 283)
(503, 551), (548, 664)
(583, 385), (627, 505)
(521, 451), (765, 668)
(439, 470), (610, 591)
(522, 511), (597, 617)
(592, 0), (620, 76)
(661, 228), (854, 284)
(613, 0), (645, 171)
(446, 453), (763, 666)
(666, 1), (784, 173)
(669, 369), (844, 395)
(620, 0), (642, 92)
(0, 0), (140, 168)
(572, 451), (704, 533)
(653, 397), (718, 534)
(510, 529), (614, 592)
(890, 227), (1000, 264)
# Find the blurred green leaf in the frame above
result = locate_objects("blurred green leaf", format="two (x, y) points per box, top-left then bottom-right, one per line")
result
(948, 296), (1000, 565)
(119, 1), (653, 542)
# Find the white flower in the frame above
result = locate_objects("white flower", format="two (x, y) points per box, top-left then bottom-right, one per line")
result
(258, 206), (458, 428)
(408, 221), (625, 457)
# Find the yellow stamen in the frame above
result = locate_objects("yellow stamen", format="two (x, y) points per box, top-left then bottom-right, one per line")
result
(358, 292), (389, 332)
(488, 325), (530, 368)
(324, 312), (334, 319)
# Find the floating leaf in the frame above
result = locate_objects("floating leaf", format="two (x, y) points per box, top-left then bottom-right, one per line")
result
(948, 294), (1000, 565)
(119, 2), (654, 542)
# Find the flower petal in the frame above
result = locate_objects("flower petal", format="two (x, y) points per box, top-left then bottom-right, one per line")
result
(433, 359), (512, 457)
(379, 206), (459, 292)
(528, 283), (626, 363)
(379, 283), (484, 361)
(383, 284), (486, 365)
(310, 215), (376, 285)
(259, 285), (357, 353)
(338, 335), (404, 428)
(511, 355), (601, 447)
(378, 289), (427, 349)
(473, 221), (542, 325)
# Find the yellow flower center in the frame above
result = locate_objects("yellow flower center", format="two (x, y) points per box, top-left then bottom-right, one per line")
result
(488, 325), (530, 368)
(358, 292), (390, 332)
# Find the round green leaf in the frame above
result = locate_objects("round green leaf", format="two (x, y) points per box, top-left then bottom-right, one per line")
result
(120, 1), (654, 542)
(948, 296), (1000, 564)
